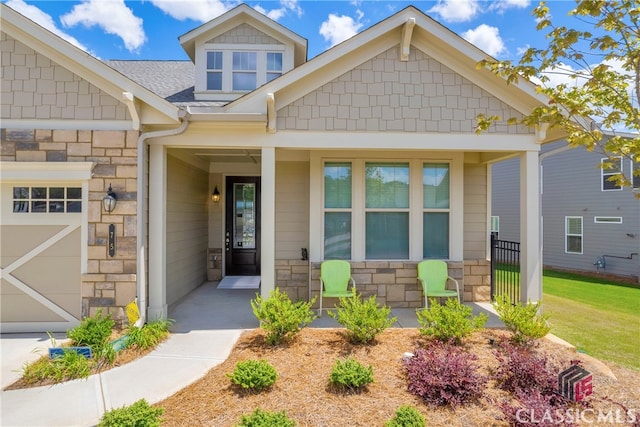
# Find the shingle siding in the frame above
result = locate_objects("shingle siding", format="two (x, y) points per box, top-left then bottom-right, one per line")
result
(277, 45), (532, 134)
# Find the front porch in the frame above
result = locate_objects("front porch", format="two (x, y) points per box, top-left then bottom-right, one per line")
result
(167, 280), (504, 332)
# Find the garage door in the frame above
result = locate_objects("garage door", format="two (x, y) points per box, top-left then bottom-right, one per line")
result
(1, 184), (84, 333)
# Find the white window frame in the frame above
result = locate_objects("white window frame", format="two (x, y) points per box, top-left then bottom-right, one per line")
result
(632, 157), (640, 190)
(565, 216), (583, 254)
(195, 43), (287, 100)
(315, 153), (463, 262)
(594, 216), (623, 224)
(601, 156), (623, 191)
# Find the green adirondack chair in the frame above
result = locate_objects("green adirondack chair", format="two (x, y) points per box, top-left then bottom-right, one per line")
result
(319, 260), (355, 316)
(417, 260), (460, 309)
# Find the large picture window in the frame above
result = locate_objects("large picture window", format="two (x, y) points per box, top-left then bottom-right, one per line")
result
(365, 162), (409, 259)
(322, 160), (452, 261)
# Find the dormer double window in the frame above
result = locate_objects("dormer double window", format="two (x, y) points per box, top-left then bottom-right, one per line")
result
(200, 46), (284, 98)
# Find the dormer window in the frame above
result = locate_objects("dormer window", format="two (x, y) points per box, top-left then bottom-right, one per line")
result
(266, 52), (282, 82)
(206, 51), (223, 90)
(232, 52), (257, 90)
(200, 47), (286, 97)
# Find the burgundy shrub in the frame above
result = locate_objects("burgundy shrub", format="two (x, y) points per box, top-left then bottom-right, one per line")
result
(403, 341), (487, 407)
(494, 341), (558, 398)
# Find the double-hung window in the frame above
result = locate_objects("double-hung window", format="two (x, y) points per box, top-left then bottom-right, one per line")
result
(266, 52), (282, 82)
(324, 162), (352, 259)
(322, 160), (451, 260)
(565, 216), (583, 254)
(232, 51), (257, 91)
(206, 51), (223, 90)
(601, 157), (623, 191)
(633, 157), (640, 189)
(423, 163), (450, 258)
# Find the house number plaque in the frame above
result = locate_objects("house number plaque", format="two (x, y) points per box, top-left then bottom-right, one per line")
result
(108, 224), (116, 257)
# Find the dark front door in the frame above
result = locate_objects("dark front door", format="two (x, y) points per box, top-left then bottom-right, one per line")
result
(225, 176), (260, 276)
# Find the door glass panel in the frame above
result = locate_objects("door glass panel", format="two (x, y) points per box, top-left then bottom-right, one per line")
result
(233, 183), (256, 249)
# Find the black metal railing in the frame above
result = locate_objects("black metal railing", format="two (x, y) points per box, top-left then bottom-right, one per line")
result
(490, 234), (521, 304)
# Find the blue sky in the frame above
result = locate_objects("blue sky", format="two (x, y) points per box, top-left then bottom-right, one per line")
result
(2, 0), (581, 63)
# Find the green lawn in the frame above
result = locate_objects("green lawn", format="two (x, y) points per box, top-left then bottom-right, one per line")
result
(542, 270), (640, 370)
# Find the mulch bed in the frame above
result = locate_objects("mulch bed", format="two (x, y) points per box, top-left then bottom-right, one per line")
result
(157, 328), (640, 426)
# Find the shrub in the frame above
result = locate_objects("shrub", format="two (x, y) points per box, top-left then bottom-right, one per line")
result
(227, 359), (278, 392)
(21, 349), (91, 385)
(329, 357), (374, 392)
(384, 405), (426, 427)
(404, 341), (486, 407)
(494, 295), (550, 345)
(67, 309), (115, 357)
(98, 399), (164, 427)
(416, 298), (488, 345)
(328, 291), (397, 344)
(251, 288), (316, 345)
(493, 341), (558, 397)
(236, 408), (296, 427)
(498, 389), (575, 427)
(126, 318), (172, 350)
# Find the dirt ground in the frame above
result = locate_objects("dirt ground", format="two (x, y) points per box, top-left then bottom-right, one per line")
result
(157, 328), (640, 427)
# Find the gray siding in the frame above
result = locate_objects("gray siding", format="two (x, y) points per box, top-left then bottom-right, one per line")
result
(166, 154), (209, 305)
(464, 163), (489, 259)
(490, 157), (521, 242)
(492, 141), (640, 280)
(275, 161), (309, 259)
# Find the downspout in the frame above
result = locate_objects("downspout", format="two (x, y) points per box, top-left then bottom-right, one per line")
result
(135, 109), (190, 326)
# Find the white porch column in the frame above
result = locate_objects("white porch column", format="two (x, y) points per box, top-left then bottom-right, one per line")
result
(520, 150), (542, 303)
(261, 146), (276, 299)
(148, 144), (167, 319)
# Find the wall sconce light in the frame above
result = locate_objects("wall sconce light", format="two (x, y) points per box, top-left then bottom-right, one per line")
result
(102, 183), (117, 213)
(211, 186), (221, 203)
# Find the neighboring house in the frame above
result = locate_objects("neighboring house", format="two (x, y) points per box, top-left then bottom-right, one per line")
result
(491, 136), (640, 282)
(1, 4), (559, 333)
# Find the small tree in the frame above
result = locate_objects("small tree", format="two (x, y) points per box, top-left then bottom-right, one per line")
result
(478, 1), (639, 194)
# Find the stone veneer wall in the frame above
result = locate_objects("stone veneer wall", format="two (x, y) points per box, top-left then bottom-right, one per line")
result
(1, 128), (139, 325)
(274, 259), (491, 308)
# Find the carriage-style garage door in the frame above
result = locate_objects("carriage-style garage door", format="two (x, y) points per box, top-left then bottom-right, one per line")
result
(1, 183), (84, 333)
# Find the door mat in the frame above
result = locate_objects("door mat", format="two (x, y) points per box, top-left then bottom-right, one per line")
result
(217, 276), (261, 289)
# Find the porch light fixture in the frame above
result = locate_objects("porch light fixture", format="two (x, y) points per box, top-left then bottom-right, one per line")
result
(102, 184), (117, 213)
(211, 186), (221, 203)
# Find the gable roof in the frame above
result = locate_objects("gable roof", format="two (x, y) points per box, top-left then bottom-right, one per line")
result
(224, 6), (561, 142)
(178, 3), (307, 66)
(1, 3), (181, 127)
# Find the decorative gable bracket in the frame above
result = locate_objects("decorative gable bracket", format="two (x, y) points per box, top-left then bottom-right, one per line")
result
(122, 92), (141, 130)
(266, 93), (276, 133)
(400, 17), (416, 62)
(535, 123), (550, 144)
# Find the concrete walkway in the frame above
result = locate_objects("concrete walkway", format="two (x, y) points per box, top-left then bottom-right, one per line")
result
(0, 282), (502, 427)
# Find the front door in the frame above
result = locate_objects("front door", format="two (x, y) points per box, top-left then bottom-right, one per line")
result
(225, 176), (260, 276)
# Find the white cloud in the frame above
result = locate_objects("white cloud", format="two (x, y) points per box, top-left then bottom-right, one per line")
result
(61, 0), (145, 53)
(462, 24), (505, 57)
(253, 0), (303, 21)
(488, 0), (531, 13)
(4, 0), (92, 54)
(319, 11), (363, 47)
(428, 0), (480, 23)
(149, 0), (231, 22)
